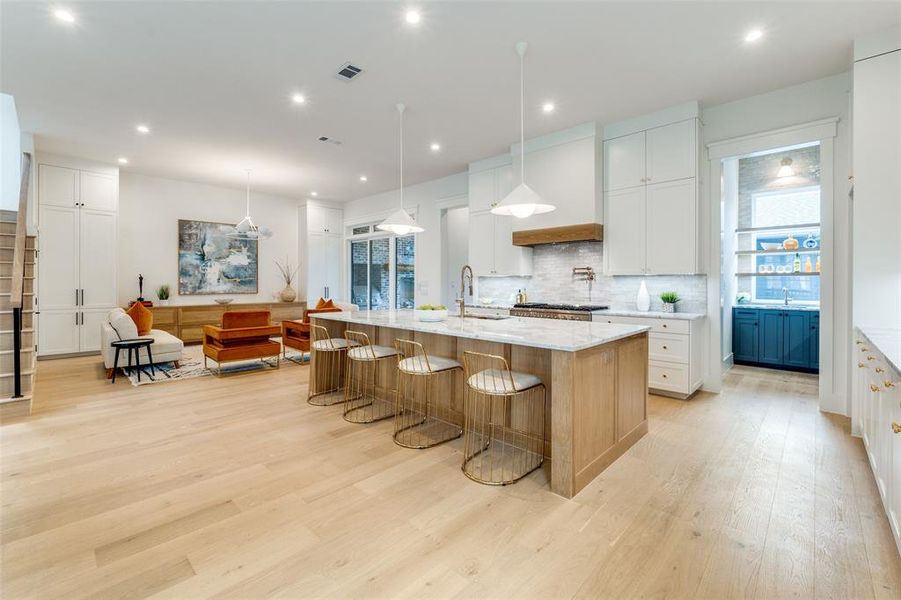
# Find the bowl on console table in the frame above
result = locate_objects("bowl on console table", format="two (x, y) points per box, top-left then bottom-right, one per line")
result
(414, 306), (448, 322)
(214, 298), (233, 305)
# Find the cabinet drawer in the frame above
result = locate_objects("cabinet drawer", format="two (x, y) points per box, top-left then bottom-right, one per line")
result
(649, 332), (689, 363)
(649, 361), (689, 393)
(598, 315), (690, 335)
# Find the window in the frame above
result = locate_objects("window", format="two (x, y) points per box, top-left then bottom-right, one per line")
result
(352, 225), (372, 235)
(349, 234), (415, 310)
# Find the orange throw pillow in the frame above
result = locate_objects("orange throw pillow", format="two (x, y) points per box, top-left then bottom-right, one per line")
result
(315, 297), (329, 309)
(126, 302), (153, 336)
(322, 299), (336, 309)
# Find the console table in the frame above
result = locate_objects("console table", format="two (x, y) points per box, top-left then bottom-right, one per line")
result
(148, 302), (307, 344)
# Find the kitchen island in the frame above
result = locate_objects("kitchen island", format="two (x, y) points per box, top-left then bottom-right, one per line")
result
(311, 310), (650, 498)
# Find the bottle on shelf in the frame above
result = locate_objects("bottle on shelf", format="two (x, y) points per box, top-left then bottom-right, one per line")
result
(804, 256), (813, 273)
(793, 253), (801, 273)
(515, 289), (523, 304)
(815, 254), (821, 273)
(522, 289), (528, 303)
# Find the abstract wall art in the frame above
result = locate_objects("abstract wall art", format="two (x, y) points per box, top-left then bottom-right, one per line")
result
(178, 220), (258, 295)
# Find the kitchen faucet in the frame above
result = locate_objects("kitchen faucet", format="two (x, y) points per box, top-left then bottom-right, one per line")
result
(782, 287), (792, 305)
(572, 266), (596, 302)
(456, 264), (474, 318)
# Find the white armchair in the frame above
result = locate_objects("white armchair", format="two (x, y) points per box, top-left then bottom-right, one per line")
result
(101, 308), (185, 378)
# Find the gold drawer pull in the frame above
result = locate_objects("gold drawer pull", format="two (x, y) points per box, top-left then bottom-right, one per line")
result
(858, 362), (868, 368)
(870, 384), (881, 393)
(861, 347), (869, 352)
(876, 367), (885, 373)
(867, 356), (876, 361)
(856, 340), (863, 345)
(893, 422), (901, 434)
(886, 380), (896, 389)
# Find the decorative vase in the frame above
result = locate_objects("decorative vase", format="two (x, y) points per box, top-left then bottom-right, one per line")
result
(279, 285), (297, 303)
(662, 302), (676, 313)
(636, 280), (650, 312)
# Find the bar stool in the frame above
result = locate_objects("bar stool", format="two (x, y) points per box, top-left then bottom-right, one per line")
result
(393, 339), (463, 449)
(343, 330), (398, 423)
(307, 324), (356, 406)
(461, 351), (547, 486)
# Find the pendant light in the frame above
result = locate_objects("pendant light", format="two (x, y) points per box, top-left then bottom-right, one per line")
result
(229, 170), (272, 240)
(377, 103), (424, 235)
(491, 42), (555, 219)
(777, 157), (795, 178)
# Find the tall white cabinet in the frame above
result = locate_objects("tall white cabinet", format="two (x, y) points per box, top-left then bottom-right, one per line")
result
(37, 162), (118, 356)
(467, 159), (532, 277)
(304, 203), (343, 303)
(603, 108), (700, 275)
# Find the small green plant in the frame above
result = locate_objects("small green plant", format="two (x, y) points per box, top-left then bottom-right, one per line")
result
(660, 291), (681, 304)
(156, 284), (170, 300)
(416, 304), (447, 310)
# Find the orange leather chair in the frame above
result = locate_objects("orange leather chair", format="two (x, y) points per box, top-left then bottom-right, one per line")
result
(202, 311), (281, 375)
(281, 305), (343, 362)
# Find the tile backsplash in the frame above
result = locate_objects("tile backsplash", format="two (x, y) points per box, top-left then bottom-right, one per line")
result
(476, 241), (707, 313)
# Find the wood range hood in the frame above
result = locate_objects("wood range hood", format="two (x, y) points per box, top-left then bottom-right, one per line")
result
(511, 223), (603, 247)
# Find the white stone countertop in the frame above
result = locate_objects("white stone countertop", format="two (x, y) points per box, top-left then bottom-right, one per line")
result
(857, 327), (901, 375)
(312, 309), (650, 352)
(599, 309), (705, 321)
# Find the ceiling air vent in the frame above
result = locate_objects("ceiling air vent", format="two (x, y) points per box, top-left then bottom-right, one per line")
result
(335, 62), (363, 81)
(318, 136), (342, 145)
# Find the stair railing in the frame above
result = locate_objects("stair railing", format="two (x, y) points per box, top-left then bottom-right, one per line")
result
(10, 152), (32, 399)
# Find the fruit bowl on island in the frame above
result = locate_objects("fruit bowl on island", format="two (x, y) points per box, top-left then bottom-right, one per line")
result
(414, 304), (448, 322)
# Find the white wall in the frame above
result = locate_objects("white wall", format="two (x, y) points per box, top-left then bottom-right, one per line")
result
(118, 172), (301, 306)
(442, 206), (469, 306)
(1, 93), (21, 211)
(701, 72), (853, 413)
(342, 172), (468, 306)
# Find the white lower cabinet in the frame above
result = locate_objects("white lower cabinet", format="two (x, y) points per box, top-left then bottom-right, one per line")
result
(596, 314), (703, 398)
(37, 310), (81, 355)
(852, 331), (901, 556)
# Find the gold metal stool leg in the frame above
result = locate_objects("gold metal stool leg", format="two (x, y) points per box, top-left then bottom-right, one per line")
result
(307, 346), (348, 406)
(342, 330), (397, 424)
(393, 367), (463, 449)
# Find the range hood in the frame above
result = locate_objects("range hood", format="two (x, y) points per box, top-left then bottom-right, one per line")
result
(511, 223), (603, 247)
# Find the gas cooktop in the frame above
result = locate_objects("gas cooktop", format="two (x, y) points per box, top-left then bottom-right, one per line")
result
(512, 303), (609, 312)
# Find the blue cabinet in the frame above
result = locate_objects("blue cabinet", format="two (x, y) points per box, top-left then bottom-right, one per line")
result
(732, 307), (819, 372)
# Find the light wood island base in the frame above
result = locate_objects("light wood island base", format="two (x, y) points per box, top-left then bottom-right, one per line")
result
(313, 315), (648, 498)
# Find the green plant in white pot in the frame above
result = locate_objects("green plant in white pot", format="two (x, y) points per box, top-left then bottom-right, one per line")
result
(660, 291), (681, 313)
(156, 284), (170, 306)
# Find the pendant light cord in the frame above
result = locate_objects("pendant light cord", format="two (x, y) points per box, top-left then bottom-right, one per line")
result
(399, 105), (404, 210)
(519, 47), (524, 185)
(245, 169), (251, 218)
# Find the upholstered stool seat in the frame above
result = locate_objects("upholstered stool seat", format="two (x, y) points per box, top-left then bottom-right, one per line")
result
(461, 351), (547, 486)
(393, 340), (463, 449)
(343, 331), (398, 424)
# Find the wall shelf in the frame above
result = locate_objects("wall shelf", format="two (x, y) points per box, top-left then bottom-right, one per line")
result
(735, 272), (821, 277)
(734, 223), (821, 234)
(735, 249), (820, 255)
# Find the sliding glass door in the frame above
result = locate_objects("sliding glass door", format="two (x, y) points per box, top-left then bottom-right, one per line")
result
(349, 234), (415, 310)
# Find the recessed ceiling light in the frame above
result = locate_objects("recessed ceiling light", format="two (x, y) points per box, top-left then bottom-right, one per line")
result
(430, 142), (441, 152)
(310, 191), (318, 196)
(744, 28), (764, 43)
(359, 175), (368, 182)
(117, 157), (129, 165)
(405, 9), (421, 25)
(136, 124), (150, 134)
(291, 93), (306, 104)
(542, 102), (556, 113)
(53, 8), (75, 23)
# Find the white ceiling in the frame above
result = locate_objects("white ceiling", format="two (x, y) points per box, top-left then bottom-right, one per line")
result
(2, 1), (898, 202)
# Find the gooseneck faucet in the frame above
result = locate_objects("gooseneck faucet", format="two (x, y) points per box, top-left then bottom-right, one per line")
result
(456, 264), (474, 318)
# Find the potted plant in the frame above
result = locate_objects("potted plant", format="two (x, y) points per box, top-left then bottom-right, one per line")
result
(414, 304), (448, 322)
(156, 284), (170, 306)
(275, 257), (298, 303)
(660, 291), (681, 313)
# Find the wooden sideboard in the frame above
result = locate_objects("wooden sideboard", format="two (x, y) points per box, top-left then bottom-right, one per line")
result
(149, 302), (307, 344)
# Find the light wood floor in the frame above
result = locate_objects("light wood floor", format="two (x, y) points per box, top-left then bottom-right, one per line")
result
(1, 356), (899, 599)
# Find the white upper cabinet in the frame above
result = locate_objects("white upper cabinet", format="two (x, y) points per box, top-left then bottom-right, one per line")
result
(467, 162), (532, 277)
(39, 165), (78, 208)
(645, 178), (697, 274)
(510, 126), (602, 231)
(307, 204), (342, 234)
(646, 120), (696, 185)
(467, 211), (495, 276)
(80, 171), (118, 211)
(78, 209), (118, 307)
(603, 104), (700, 275)
(604, 131), (645, 192)
(468, 169), (497, 213)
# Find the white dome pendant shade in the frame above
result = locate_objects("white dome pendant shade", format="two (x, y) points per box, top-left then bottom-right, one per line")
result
(228, 170), (273, 240)
(491, 42), (556, 219)
(377, 103), (424, 235)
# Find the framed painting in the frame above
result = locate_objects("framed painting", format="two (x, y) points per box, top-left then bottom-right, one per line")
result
(178, 220), (258, 295)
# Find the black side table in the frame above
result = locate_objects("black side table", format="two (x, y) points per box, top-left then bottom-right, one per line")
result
(111, 338), (156, 383)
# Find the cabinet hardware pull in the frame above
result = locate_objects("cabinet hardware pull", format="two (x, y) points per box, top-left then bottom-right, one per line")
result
(858, 362), (867, 368)
(662, 324), (668, 328)
(892, 422), (901, 434)
(886, 380), (896, 388)
(75, 289), (79, 306)
(867, 356), (876, 361)
(662, 345), (668, 350)
(869, 384), (880, 392)
(856, 340), (863, 345)
(875, 367), (885, 373)
(662, 374), (668, 378)
(860, 347), (869, 352)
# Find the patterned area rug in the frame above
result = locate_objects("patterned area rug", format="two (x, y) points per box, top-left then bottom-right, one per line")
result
(125, 344), (309, 386)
